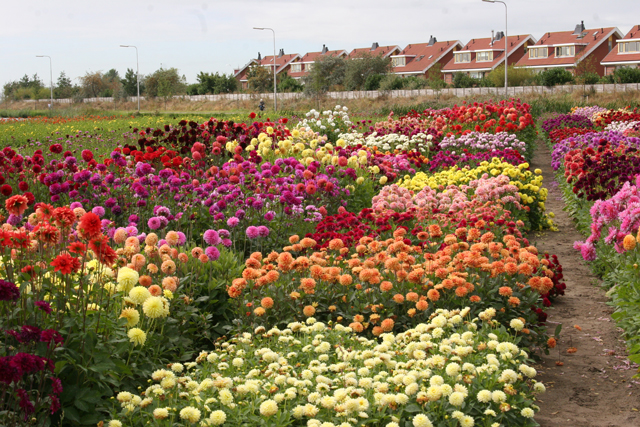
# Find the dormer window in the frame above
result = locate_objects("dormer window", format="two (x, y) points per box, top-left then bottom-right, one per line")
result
(454, 52), (471, 63)
(555, 46), (575, 57)
(291, 63), (303, 73)
(619, 41), (640, 53)
(392, 57), (406, 67)
(476, 51), (493, 62)
(529, 47), (548, 59)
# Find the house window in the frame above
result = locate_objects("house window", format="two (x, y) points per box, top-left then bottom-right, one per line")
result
(528, 47), (548, 59)
(470, 71), (484, 79)
(392, 57), (406, 67)
(619, 41), (640, 53)
(555, 46), (575, 57)
(454, 52), (471, 63)
(291, 63), (302, 73)
(476, 51), (493, 62)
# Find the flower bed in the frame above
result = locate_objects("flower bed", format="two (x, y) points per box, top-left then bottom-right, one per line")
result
(0, 101), (563, 426)
(106, 308), (545, 427)
(544, 105), (640, 364)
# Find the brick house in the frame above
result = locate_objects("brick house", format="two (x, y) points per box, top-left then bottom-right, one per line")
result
(442, 32), (535, 84)
(391, 36), (463, 80)
(601, 25), (640, 75)
(348, 42), (401, 59)
(233, 50), (300, 90)
(287, 45), (348, 81)
(515, 22), (622, 76)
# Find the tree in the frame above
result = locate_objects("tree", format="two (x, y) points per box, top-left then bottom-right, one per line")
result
(121, 68), (141, 97)
(103, 69), (123, 98)
(80, 71), (108, 98)
(426, 63), (447, 90)
(144, 67), (187, 108)
(54, 71), (76, 99)
(277, 72), (303, 92)
(344, 53), (392, 91)
(194, 72), (238, 94)
(246, 65), (273, 93)
(2, 74), (45, 100)
(453, 73), (476, 88)
(302, 55), (347, 98)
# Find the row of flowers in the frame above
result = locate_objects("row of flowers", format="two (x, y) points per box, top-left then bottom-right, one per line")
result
(542, 106), (640, 365)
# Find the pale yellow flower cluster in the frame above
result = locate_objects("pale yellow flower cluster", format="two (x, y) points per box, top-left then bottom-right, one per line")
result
(108, 308), (543, 426)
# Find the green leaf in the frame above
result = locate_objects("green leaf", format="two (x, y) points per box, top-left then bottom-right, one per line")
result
(403, 403), (421, 413)
(554, 324), (562, 337)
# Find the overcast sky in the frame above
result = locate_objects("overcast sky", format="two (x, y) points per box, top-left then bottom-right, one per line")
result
(1, 0), (638, 90)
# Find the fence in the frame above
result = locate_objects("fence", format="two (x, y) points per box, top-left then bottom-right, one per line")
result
(22, 83), (640, 105)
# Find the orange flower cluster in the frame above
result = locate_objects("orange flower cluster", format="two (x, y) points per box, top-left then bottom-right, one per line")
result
(229, 224), (555, 338)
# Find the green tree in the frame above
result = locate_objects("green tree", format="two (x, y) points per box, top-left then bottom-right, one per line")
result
(121, 68), (141, 97)
(426, 63), (447, 90)
(103, 69), (123, 98)
(2, 74), (45, 100)
(246, 65), (273, 93)
(195, 72), (238, 94)
(574, 56), (600, 85)
(54, 71), (76, 99)
(344, 53), (392, 91)
(302, 55), (347, 98)
(144, 67), (187, 108)
(277, 72), (303, 92)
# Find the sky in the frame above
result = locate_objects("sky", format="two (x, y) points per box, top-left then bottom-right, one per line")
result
(1, 0), (639, 91)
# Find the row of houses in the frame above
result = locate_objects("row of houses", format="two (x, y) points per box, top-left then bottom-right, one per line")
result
(233, 22), (640, 89)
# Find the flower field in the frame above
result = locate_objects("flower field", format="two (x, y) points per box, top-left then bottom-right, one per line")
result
(0, 101), (565, 427)
(542, 105), (640, 365)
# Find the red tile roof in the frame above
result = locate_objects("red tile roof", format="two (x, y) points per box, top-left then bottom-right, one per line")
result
(601, 25), (640, 65)
(442, 34), (534, 72)
(348, 44), (400, 59)
(288, 49), (348, 78)
(258, 53), (300, 74)
(392, 40), (462, 74)
(515, 27), (621, 68)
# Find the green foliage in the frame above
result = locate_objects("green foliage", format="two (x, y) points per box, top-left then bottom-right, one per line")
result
(247, 65), (273, 93)
(486, 65), (537, 87)
(364, 73), (385, 90)
(609, 67), (640, 84)
(79, 70), (122, 98)
(54, 71), (78, 99)
(277, 72), (303, 93)
(194, 72), (238, 95)
(144, 68), (187, 108)
(452, 72), (477, 88)
(537, 68), (574, 87)
(302, 55), (347, 97)
(378, 74), (405, 91)
(120, 68), (141, 97)
(343, 53), (392, 91)
(2, 74), (46, 100)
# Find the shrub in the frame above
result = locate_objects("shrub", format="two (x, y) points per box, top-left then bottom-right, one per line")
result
(537, 68), (574, 87)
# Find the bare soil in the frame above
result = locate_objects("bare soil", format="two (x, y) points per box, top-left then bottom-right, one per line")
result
(528, 139), (640, 426)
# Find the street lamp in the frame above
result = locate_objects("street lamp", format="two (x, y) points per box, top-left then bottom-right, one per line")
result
(120, 45), (140, 112)
(253, 27), (277, 112)
(482, 0), (508, 98)
(35, 55), (53, 109)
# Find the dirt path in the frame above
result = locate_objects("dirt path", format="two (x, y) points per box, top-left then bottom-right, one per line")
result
(528, 139), (640, 426)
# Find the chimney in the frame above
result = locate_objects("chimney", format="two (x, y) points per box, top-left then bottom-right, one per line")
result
(278, 48), (284, 57)
(321, 44), (328, 54)
(518, 35), (520, 40)
(371, 42), (379, 50)
(428, 35), (437, 46)
(573, 21), (585, 35)
(257, 52), (262, 60)
(491, 30), (495, 45)
(495, 31), (504, 41)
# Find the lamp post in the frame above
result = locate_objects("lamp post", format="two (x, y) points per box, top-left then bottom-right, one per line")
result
(120, 45), (140, 112)
(35, 55), (53, 109)
(253, 27), (277, 112)
(482, 0), (508, 98)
